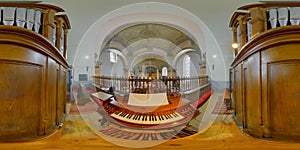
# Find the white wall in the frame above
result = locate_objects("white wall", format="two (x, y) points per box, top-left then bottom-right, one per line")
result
(99, 51), (124, 77)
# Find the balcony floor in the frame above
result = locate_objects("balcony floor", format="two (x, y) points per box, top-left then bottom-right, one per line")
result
(0, 92), (299, 150)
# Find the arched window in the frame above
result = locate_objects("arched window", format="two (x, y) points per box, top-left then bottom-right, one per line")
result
(110, 51), (117, 63)
(162, 67), (168, 77)
(183, 55), (190, 77)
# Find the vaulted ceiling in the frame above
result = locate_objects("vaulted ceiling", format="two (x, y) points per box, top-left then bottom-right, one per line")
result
(101, 23), (201, 63)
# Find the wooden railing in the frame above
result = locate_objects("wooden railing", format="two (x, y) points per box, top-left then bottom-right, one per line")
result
(0, 2), (71, 58)
(92, 76), (209, 94)
(229, 2), (300, 56)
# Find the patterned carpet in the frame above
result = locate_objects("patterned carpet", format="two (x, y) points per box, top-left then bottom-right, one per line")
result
(211, 96), (233, 115)
(69, 101), (98, 115)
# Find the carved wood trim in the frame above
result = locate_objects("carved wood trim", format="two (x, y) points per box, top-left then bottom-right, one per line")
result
(0, 26), (68, 68)
(231, 26), (300, 67)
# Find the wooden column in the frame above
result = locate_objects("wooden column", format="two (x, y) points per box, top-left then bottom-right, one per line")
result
(41, 9), (56, 42)
(238, 16), (247, 49)
(249, 7), (267, 38)
(55, 17), (62, 52)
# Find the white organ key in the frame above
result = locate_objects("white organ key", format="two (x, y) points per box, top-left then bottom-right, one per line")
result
(110, 110), (185, 125)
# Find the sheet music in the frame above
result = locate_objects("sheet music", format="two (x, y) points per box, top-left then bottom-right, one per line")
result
(92, 91), (113, 101)
(127, 93), (169, 106)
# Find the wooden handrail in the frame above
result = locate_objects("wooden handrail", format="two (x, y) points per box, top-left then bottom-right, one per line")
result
(0, 2), (65, 12)
(238, 2), (300, 10)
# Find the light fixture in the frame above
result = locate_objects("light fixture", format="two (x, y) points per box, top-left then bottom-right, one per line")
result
(85, 55), (89, 59)
(213, 55), (217, 59)
(232, 43), (238, 49)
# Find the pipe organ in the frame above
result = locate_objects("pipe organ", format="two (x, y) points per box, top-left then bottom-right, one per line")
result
(0, 2), (71, 141)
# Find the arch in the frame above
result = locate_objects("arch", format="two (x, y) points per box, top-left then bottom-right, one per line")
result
(73, 2), (226, 81)
(172, 48), (198, 67)
(130, 50), (169, 69)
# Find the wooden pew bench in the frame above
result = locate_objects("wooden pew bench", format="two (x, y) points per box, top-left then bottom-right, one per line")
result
(223, 88), (231, 110)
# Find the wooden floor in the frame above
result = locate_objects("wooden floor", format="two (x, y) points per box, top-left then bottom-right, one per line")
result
(0, 93), (300, 150)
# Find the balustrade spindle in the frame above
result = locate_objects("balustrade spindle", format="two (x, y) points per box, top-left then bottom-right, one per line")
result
(34, 10), (41, 32)
(289, 7), (300, 25)
(60, 27), (65, 52)
(53, 23), (57, 45)
(269, 8), (278, 28)
(16, 7), (26, 27)
(247, 19), (252, 41)
(3, 7), (15, 26)
(278, 7), (288, 27)
(26, 8), (35, 30)
(236, 24), (241, 51)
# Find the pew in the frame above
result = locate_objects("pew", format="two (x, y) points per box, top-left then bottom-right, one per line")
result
(223, 88), (231, 110)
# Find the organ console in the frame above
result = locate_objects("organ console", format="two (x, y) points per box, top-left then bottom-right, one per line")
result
(90, 91), (200, 129)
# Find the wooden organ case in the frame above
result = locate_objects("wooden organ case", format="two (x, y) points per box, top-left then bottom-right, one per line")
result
(0, 2), (71, 141)
(229, 2), (300, 140)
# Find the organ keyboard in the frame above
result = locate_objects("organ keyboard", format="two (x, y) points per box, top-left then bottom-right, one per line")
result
(91, 91), (200, 128)
(111, 110), (184, 125)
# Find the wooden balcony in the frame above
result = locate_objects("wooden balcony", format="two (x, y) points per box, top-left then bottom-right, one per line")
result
(229, 1), (300, 141)
(229, 1), (300, 57)
(0, 2), (71, 58)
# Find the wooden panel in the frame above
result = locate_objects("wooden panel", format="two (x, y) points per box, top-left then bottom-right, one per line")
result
(44, 58), (58, 133)
(268, 61), (300, 138)
(0, 19), (69, 141)
(233, 63), (243, 126)
(56, 65), (67, 125)
(0, 44), (46, 65)
(0, 61), (42, 140)
(261, 44), (300, 138)
(242, 53), (262, 136)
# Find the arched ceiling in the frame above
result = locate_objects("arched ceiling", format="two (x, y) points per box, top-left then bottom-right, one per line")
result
(101, 23), (201, 61)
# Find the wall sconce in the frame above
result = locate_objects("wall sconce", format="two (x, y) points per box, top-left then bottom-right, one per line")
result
(231, 43), (238, 49)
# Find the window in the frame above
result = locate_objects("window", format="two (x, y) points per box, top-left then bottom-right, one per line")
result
(183, 55), (190, 77)
(162, 67), (168, 77)
(110, 51), (117, 63)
